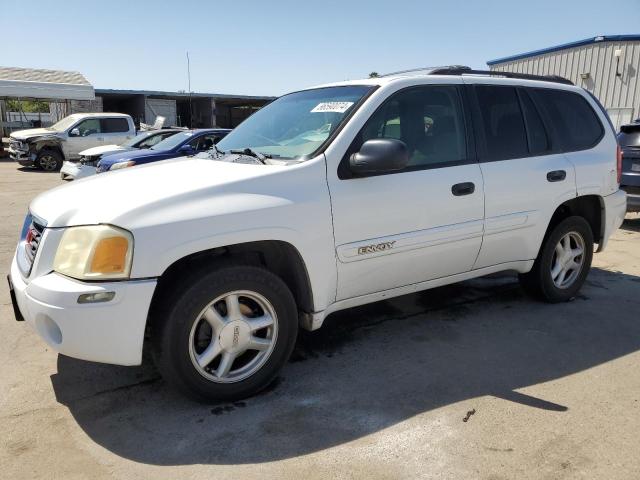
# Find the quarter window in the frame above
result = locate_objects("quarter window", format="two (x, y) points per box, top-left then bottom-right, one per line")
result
(529, 89), (603, 151)
(101, 118), (130, 133)
(357, 85), (468, 169)
(475, 86), (528, 161)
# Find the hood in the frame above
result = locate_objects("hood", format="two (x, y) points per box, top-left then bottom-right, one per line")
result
(10, 128), (60, 140)
(98, 147), (168, 167)
(79, 144), (127, 156)
(29, 157), (288, 228)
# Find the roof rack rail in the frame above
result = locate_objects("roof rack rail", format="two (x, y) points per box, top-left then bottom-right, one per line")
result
(429, 67), (574, 85)
(380, 65), (471, 77)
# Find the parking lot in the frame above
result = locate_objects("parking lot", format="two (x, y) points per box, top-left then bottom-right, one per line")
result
(1, 159), (639, 479)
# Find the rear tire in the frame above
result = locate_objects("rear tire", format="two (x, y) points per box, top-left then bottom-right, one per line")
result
(151, 264), (298, 402)
(36, 149), (63, 171)
(519, 216), (593, 302)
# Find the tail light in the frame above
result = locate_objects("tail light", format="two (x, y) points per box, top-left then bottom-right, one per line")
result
(617, 145), (623, 184)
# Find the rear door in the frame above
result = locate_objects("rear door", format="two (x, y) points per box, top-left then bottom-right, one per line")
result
(466, 80), (577, 268)
(100, 117), (133, 146)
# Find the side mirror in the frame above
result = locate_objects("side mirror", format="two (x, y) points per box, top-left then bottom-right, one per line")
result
(69, 128), (80, 137)
(178, 144), (194, 154)
(349, 138), (409, 176)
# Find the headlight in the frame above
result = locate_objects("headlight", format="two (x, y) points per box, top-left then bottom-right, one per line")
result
(53, 225), (134, 280)
(110, 160), (136, 170)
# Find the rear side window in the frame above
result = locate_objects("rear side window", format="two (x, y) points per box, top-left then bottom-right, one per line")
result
(475, 86), (528, 161)
(529, 89), (603, 151)
(101, 118), (130, 133)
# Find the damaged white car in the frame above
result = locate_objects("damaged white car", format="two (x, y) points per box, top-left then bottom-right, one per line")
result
(8, 113), (135, 171)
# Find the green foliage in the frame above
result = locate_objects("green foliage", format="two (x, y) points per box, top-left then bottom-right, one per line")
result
(369, 71), (380, 78)
(6, 99), (49, 113)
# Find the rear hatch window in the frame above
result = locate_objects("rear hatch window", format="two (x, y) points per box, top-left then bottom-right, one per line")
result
(618, 123), (640, 148)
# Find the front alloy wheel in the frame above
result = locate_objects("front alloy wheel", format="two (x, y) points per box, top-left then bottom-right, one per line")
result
(188, 290), (278, 383)
(152, 264), (298, 402)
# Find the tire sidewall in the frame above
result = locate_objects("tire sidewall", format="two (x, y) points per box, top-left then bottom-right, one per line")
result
(538, 216), (594, 302)
(155, 265), (298, 401)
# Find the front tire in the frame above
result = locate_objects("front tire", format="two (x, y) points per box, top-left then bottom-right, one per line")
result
(519, 216), (593, 302)
(152, 264), (298, 402)
(36, 149), (63, 171)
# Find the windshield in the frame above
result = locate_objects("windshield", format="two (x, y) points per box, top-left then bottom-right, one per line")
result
(216, 85), (373, 159)
(47, 115), (79, 132)
(150, 131), (194, 151)
(120, 132), (152, 147)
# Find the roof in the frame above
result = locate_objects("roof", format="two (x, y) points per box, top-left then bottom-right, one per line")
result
(487, 34), (640, 66)
(68, 112), (131, 118)
(0, 66), (95, 100)
(95, 88), (274, 102)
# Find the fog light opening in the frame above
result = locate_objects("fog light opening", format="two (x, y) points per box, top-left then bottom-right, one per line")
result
(77, 292), (116, 304)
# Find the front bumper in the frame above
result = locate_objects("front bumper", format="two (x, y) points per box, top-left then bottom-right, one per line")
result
(9, 250), (157, 366)
(60, 161), (96, 180)
(8, 146), (34, 166)
(597, 189), (627, 252)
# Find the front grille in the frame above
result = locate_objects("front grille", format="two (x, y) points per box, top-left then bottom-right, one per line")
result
(10, 140), (25, 151)
(24, 220), (45, 265)
(80, 155), (99, 166)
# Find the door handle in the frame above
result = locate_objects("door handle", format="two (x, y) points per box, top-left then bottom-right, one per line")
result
(451, 182), (475, 196)
(546, 170), (566, 182)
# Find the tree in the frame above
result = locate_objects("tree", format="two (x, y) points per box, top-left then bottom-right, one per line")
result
(368, 71), (380, 78)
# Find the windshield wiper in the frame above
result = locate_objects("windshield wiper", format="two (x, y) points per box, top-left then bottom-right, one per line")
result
(229, 148), (270, 164)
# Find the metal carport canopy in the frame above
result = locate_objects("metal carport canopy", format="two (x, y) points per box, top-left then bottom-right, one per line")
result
(0, 66), (94, 100)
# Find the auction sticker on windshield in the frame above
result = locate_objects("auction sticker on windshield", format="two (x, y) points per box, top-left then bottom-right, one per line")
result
(311, 102), (354, 113)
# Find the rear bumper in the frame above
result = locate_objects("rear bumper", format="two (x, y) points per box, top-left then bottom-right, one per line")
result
(621, 185), (640, 212)
(60, 161), (96, 180)
(597, 189), (627, 252)
(9, 251), (157, 366)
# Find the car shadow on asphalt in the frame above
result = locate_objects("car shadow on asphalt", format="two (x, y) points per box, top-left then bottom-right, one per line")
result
(621, 215), (640, 233)
(50, 267), (640, 465)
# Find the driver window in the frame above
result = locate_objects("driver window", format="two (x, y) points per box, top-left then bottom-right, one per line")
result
(74, 119), (101, 137)
(190, 135), (216, 151)
(358, 86), (467, 169)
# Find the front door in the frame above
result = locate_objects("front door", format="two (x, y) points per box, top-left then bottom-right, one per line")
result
(66, 118), (104, 159)
(327, 83), (485, 301)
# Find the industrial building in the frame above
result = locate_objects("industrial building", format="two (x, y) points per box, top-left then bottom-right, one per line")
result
(487, 34), (640, 129)
(0, 66), (274, 136)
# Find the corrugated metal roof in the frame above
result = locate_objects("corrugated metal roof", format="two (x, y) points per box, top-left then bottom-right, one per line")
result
(95, 88), (275, 101)
(487, 34), (640, 66)
(0, 66), (91, 85)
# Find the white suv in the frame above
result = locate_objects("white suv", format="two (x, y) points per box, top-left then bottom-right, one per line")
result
(8, 67), (627, 401)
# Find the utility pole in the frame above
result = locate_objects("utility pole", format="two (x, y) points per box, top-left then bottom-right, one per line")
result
(187, 51), (193, 128)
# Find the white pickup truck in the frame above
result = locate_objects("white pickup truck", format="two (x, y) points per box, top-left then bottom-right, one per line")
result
(8, 67), (627, 401)
(8, 113), (135, 171)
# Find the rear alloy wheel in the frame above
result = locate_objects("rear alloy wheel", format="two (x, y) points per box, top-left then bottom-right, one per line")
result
(36, 150), (63, 171)
(519, 216), (593, 302)
(152, 265), (298, 402)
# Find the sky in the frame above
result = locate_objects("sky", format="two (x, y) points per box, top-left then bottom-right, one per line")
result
(4, 0), (640, 97)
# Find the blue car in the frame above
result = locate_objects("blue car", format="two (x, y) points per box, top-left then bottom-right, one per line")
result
(96, 128), (231, 173)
